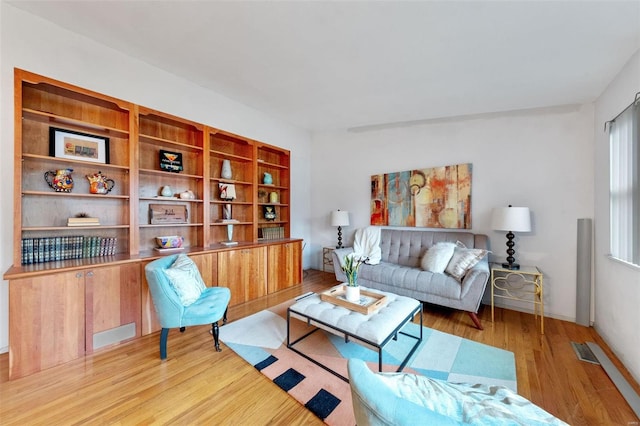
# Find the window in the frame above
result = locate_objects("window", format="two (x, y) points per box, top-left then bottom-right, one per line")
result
(609, 100), (639, 266)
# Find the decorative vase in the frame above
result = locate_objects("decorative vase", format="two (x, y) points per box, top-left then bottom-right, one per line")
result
(221, 159), (232, 179)
(346, 270), (358, 286)
(44, 168), (74, 193)
(345, 285), (360, 302)
(263, 172), (273, 185)
(269, 191), (278, 203)
(160, 185), (173, 197)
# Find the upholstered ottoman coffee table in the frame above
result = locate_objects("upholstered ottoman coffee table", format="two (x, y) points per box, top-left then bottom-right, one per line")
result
(287, 286), (422, 382)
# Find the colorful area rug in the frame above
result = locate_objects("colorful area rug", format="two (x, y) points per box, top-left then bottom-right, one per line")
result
(219, 298), (516, 426)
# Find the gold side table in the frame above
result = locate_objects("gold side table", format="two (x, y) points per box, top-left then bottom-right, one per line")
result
(323, 247), (335, 272)
(490, 263), (544, 334)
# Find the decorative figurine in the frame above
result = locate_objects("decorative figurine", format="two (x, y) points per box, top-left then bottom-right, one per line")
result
(179, 190), (195, 199)
(86, 171), (115, 194)
(264, 205), (276, 221)
(44, 168), (74, 192)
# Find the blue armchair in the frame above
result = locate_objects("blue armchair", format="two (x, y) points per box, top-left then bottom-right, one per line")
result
(144, 254), (231, 360)
(347, 358), (567, 426)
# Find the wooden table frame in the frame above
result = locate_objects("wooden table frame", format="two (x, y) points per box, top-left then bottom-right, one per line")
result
(287, 298), (423, 382)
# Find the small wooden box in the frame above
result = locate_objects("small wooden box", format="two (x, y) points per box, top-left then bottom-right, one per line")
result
(320, 285), (387, 315)
(149, 204), (188, 224)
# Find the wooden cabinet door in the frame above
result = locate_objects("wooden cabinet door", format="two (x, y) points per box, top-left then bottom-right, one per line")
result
(190, 252), (218, 287)
(218, 247), (267, 306)
(9, 271), (85, 379)
(85, 263), (141, 352)
(267, 241), (303, 293)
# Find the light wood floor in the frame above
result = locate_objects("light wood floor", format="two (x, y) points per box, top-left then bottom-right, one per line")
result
(1, 269), (639, 425)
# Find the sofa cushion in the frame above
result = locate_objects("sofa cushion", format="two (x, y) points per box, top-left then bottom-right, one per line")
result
(445, 244), (489, 281)
(359, 262), (463, 300)
(420, 242), (457, 273)
(380, 229), (476, 268)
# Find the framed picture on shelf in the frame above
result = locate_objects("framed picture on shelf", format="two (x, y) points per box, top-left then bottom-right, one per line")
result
(49, 127), (109, 164)
(159, 150), (183, 173)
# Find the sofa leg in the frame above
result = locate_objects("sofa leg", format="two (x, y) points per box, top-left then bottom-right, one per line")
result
(468, 312), (483, 330)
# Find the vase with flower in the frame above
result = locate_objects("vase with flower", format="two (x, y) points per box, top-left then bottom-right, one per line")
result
(341, 253), (368, 302)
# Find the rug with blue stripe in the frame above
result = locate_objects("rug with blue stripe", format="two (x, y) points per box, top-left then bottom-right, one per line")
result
(220, 300), (516, 426)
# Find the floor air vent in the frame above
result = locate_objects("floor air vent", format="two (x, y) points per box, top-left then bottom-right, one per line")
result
(571, 342), (600, 364)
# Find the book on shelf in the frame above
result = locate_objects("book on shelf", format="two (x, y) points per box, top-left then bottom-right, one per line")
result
(260, 226), (285, 240)
(153, 247), (185, 254)
(21, 236), (117, 265)
(67, 217), (100, 226)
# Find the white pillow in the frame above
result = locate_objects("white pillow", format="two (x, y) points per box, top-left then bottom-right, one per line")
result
(445, 242), (488, 281)
(163, 254), (207, 306)
(420, 242), (456, 273)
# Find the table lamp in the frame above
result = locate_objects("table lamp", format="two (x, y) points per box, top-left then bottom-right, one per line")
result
(331, 210), (350, 249)
(491, 205), (531, 270)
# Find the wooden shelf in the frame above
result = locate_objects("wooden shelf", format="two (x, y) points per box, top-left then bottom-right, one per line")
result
(8, 68), (301, 381)
(23, 108), (130, 137)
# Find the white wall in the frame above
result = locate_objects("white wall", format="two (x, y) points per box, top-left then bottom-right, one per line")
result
(0, 3), (313, 353)
(310, 103), (595, 322)
(593, 49), (640, 383)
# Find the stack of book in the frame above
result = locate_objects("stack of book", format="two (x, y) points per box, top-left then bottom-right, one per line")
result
(67, 217), (100, 227)
(260, 226), (285, 240)
(21, 236), (117, 265)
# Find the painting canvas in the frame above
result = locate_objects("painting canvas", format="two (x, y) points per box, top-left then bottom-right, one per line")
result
(371, 163), (472, 229)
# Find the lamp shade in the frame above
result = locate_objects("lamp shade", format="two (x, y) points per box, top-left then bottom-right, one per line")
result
(491, 206), (531, 232)
(331, 210), (350, 227)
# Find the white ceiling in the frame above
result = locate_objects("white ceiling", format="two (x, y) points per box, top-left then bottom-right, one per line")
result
(9, 0), (640, 131)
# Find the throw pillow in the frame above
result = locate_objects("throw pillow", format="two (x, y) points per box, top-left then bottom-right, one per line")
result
(420, 242), (457, 273)
(445, 242), (489, 281)
(163, 254), (207, 306)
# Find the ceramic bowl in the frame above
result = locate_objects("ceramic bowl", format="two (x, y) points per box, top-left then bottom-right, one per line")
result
(155, 235), (184, 249)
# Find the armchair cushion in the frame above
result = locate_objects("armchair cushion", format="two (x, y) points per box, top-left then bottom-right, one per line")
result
(163, 254), (207, 306)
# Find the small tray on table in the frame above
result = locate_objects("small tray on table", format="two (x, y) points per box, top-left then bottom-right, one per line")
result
(320, 285), (387, 314)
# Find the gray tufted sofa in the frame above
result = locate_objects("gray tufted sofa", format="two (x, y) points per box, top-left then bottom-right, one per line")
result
(331, 228), (490, 329)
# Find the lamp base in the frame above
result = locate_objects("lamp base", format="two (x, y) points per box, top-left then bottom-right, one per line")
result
(502, 262), (520, 270)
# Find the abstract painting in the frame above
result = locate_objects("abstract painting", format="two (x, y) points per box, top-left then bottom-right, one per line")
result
(371, 163), (472, 229)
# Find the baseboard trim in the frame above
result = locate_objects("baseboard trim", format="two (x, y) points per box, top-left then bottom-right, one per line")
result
(586, 342), (640, 419)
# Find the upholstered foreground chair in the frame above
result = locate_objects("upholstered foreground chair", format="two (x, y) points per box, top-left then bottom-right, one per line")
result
(145, 254), (231, 360)
(347, 358), (568, 426)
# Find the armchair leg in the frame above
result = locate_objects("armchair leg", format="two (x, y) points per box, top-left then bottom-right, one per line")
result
(211, 322), (221, 352)
(160, 328), (169, 360)
(180, 327), (186, 333)
(223, 308), (228, 325)
(468, 312), (483, 330)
